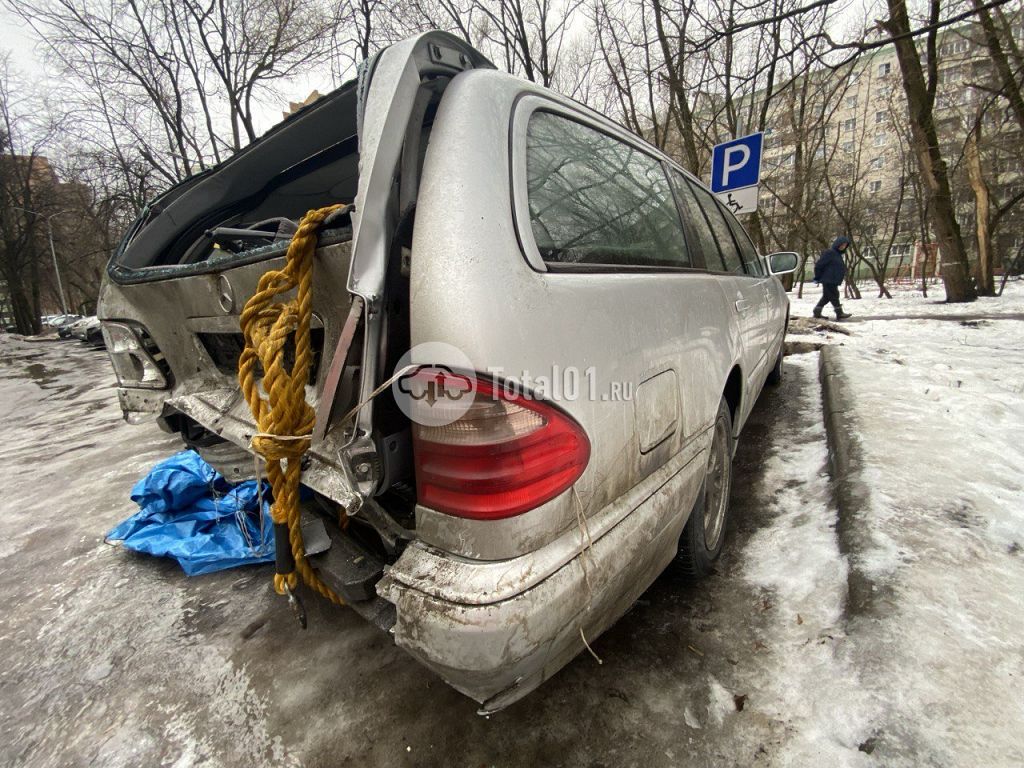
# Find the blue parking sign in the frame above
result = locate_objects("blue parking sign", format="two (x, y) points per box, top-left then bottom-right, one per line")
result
(711, 133), (763, 193)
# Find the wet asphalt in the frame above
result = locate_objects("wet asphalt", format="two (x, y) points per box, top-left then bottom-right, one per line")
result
(0, 336), (831, 768)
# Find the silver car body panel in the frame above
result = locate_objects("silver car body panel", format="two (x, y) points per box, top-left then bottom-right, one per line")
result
(380, 68), (788, 704)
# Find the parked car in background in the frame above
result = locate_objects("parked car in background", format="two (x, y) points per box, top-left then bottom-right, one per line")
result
(58, 317), (90, 339)
(46, 314), (76, 325)
(97, 31), (798, 711)
(70, 316), (104, 348)
(45, 314), (82, 333)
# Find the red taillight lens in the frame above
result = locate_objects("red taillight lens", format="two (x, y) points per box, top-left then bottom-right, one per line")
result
(410, 373), (590, 520)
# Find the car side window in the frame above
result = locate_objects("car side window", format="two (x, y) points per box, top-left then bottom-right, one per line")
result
(684, 179), (747, 275)
(525, 111), (692, 269)
(670, 170), (722, 271)
(719, 203), (765, 276)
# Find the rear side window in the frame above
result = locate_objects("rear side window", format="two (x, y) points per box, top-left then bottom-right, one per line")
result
(720, 204), (765, 276)
(684, 179), (746, 275)
(525, 112), (691, 269)
(671, 171), (721, 271)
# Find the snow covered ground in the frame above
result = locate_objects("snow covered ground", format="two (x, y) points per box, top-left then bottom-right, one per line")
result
(783, 279), (1024, 765)
(790, 278), (1024, 319)
(0, 281), (1021, 766)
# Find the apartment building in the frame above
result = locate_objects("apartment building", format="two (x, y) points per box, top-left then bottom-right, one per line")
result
(752, 19), (1023, 279)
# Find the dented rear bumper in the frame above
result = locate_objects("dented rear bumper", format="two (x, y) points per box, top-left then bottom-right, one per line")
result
(377, 438), (708, 711)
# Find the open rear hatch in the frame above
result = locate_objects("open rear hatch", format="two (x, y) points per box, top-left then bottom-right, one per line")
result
(97, 74), (367, 506)
(97, 32), (495, 611)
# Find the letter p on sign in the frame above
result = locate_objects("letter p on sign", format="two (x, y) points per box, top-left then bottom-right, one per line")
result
(721, 145), (750, 187)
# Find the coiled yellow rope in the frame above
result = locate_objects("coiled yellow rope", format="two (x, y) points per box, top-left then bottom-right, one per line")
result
(238, 204), (348, 606)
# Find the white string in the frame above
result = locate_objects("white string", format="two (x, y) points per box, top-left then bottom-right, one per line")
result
(572, 485), (596, 608)
(580, 626), (604, 665)
(334, 363), (420, 428)
(250, 364), (422, 446)
(572, 485), (603, 665)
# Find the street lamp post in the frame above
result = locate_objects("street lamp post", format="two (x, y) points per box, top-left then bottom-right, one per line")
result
(13, 206), (70, 315)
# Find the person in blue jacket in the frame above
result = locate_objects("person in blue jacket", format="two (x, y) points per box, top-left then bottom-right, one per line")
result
(813, 236), (853, 319)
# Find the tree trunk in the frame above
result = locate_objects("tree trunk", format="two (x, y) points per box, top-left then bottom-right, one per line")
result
(894, 248), (907, 283)
(883, 0), (976, 302)
(3, 265), (36, 335)
(965, 128), (994, 296)
(972, 0), (1024, 135)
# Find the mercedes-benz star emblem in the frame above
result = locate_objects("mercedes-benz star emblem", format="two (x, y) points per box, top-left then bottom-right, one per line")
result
(217, 274), (234, 314)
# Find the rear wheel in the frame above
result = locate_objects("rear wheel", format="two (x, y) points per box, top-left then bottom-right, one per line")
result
(678, 397), (734, 578)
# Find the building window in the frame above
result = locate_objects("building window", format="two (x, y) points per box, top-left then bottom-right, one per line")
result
(842, 141), (855, 153)
(875, 110), (886, 124)
(870, 157), (885, 170)
(941, 39), (970, 56)
(782, 153), (795, 167)
(843, 118), (856, 131)
(878, 62), (892, 76)
(940, 66), (962, 83)
(846, 95), (858, 108)
(869, 180), (882, 193)
(874, 133), (886, 147)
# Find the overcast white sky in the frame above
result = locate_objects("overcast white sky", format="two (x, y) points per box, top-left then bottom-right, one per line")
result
(0, 4), (335, 138)
(1, 0), (887, 146)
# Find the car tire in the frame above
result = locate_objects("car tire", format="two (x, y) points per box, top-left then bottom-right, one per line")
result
(766, 343), (784, 386)
(678, 397), (734, 578)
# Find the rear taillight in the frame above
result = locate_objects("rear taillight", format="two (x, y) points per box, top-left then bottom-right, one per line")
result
(411, 372), (590, 520)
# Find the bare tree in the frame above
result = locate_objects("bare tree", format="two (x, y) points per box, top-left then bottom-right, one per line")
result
(972, 0), (1024, 133)
(0, 56), (63, 334)
(9, 0), (338, 178)
(880, 0), (976, 301)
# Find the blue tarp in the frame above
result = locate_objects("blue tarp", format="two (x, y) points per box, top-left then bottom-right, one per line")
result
(106, 450), (274, 576)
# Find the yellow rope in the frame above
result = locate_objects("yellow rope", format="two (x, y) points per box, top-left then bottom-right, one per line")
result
(238, 204), (347, 605)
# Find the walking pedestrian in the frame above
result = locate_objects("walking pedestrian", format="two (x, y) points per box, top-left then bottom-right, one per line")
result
(813, 236), (853, 320)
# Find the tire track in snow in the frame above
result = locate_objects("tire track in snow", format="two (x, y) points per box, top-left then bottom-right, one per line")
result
(739, 353), (878, 766)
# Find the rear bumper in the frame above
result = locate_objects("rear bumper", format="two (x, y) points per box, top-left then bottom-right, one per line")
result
(377, 439), (708, 711)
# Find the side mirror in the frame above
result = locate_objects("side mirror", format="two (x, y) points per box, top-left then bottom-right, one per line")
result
(767, 251), (799, 275)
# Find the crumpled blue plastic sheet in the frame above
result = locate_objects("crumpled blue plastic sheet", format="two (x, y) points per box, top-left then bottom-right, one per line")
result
(106, 450), (274, 576)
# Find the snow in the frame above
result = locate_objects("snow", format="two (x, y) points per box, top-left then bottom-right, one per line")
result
(738, 354), (877, 766)
(790, 279), (1024, 319)
(773, 278), (1024, 765)
(2, 279), (1023, 766)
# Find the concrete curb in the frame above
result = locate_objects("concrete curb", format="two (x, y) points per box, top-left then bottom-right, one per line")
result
(818, 346), (878, 618)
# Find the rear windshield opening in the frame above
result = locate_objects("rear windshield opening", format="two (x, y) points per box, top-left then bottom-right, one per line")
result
(112, 80), (360, 279)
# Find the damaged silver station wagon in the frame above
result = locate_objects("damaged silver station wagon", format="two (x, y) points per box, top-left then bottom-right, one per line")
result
(98, 31), (799, 712)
